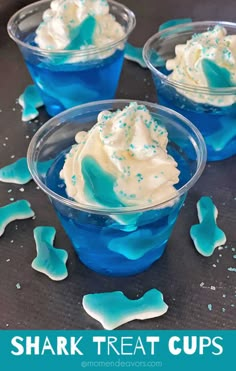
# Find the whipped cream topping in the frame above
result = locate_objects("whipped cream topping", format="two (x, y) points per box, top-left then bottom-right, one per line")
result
(35, 0), (125, 57)
(166, 25), (236, 106)
(60, 102), (180, 213)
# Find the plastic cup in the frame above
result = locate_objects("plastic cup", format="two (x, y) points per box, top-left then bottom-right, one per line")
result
(143, 21), (236, 161)
(27, 99), (206, 276)
(7, 0), (136, 116)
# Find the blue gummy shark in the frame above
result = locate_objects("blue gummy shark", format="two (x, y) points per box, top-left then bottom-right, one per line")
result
(0, 200), (35, 236)
(190, 196), (226, 256)
(82, 288), (168, 330)
(32, 226), (68, 281)
(18, 85), (44, 122)
(0, 158), (32, 184)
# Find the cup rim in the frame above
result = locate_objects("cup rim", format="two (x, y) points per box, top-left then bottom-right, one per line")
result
(7, 0), (136, 58)
(27, 99), (207, 215)
(143, 20), (236, 95)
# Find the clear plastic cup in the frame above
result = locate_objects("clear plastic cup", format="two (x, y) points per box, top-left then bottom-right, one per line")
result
(143, 21), (236, 161)
(7, 0), (136, 116)
(27, 99), (206, 276)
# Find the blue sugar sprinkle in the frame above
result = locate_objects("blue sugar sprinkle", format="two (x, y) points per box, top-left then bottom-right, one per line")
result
(0, 158), (32, 184)
(32, 226), (68, 281)
(71, 175), (77, 186)
(82, 288), (168, 330)
(208, 304), (212, 311)
(0, 200), (35, 237)
(190, 197), (226, 257)
(18, 85), (44, 122)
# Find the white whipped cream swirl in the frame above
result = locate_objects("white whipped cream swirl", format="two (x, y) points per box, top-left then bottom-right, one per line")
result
(35, 0), (125, 56)
(60, 102), (180, 211)
(166, 25), (236, 106)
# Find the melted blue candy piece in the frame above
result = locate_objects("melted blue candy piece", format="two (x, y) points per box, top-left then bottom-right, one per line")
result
(52, 16), (97, 65)
(82, 156), (124, 208)
(158, 18), (192, 31)
(82, 156), (141, 225)
(0, 200), (35, 236)
(124, 43), (146, 68)
(66, 15), (96, 50)
(0, 158), (31, 184)
(202, 59), (236, 88)
(108, 228), (160, 260)
(18, 85), (44, 122)
(205, 116), (236, 151)
(32, 226), (68, 281)
(82, 288), (168, 330)
(190, 197), (226, 257)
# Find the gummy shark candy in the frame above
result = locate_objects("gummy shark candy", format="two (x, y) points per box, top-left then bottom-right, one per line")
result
(0, 158), (31, 184)
(82, 288), (168, 330)
(0, 157), (54, 185)
(124, 43), (146, 68)
(190, 196), (226, 257)
(125, 18), (192, 68)
(32, 226), (68, 281)
(18, 85), (44, 122)
(0, 200), (35, 236)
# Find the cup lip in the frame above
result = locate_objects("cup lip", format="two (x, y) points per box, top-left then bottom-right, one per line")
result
(27, 99), (207, 215)
(143, 20), (236, 95)
(7, 0), (136, 58)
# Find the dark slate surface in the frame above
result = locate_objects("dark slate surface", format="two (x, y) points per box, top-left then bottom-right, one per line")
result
(0, 0), (235, 330)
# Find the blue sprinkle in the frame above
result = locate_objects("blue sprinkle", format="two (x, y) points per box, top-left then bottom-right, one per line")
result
(208, 304), (212, 311)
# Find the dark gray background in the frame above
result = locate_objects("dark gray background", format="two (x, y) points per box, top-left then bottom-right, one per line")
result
(0, 0), (235, 330)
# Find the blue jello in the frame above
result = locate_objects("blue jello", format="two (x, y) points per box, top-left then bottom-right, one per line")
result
(23, 34), (124, 116)
(153, 70), (236, 161)
(45, 147), (189, 276)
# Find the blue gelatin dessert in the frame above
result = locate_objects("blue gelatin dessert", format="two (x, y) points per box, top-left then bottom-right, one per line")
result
(37, 101), (206, 276)
(143, 22), (236, 161)
(8, 0), (136, 116)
